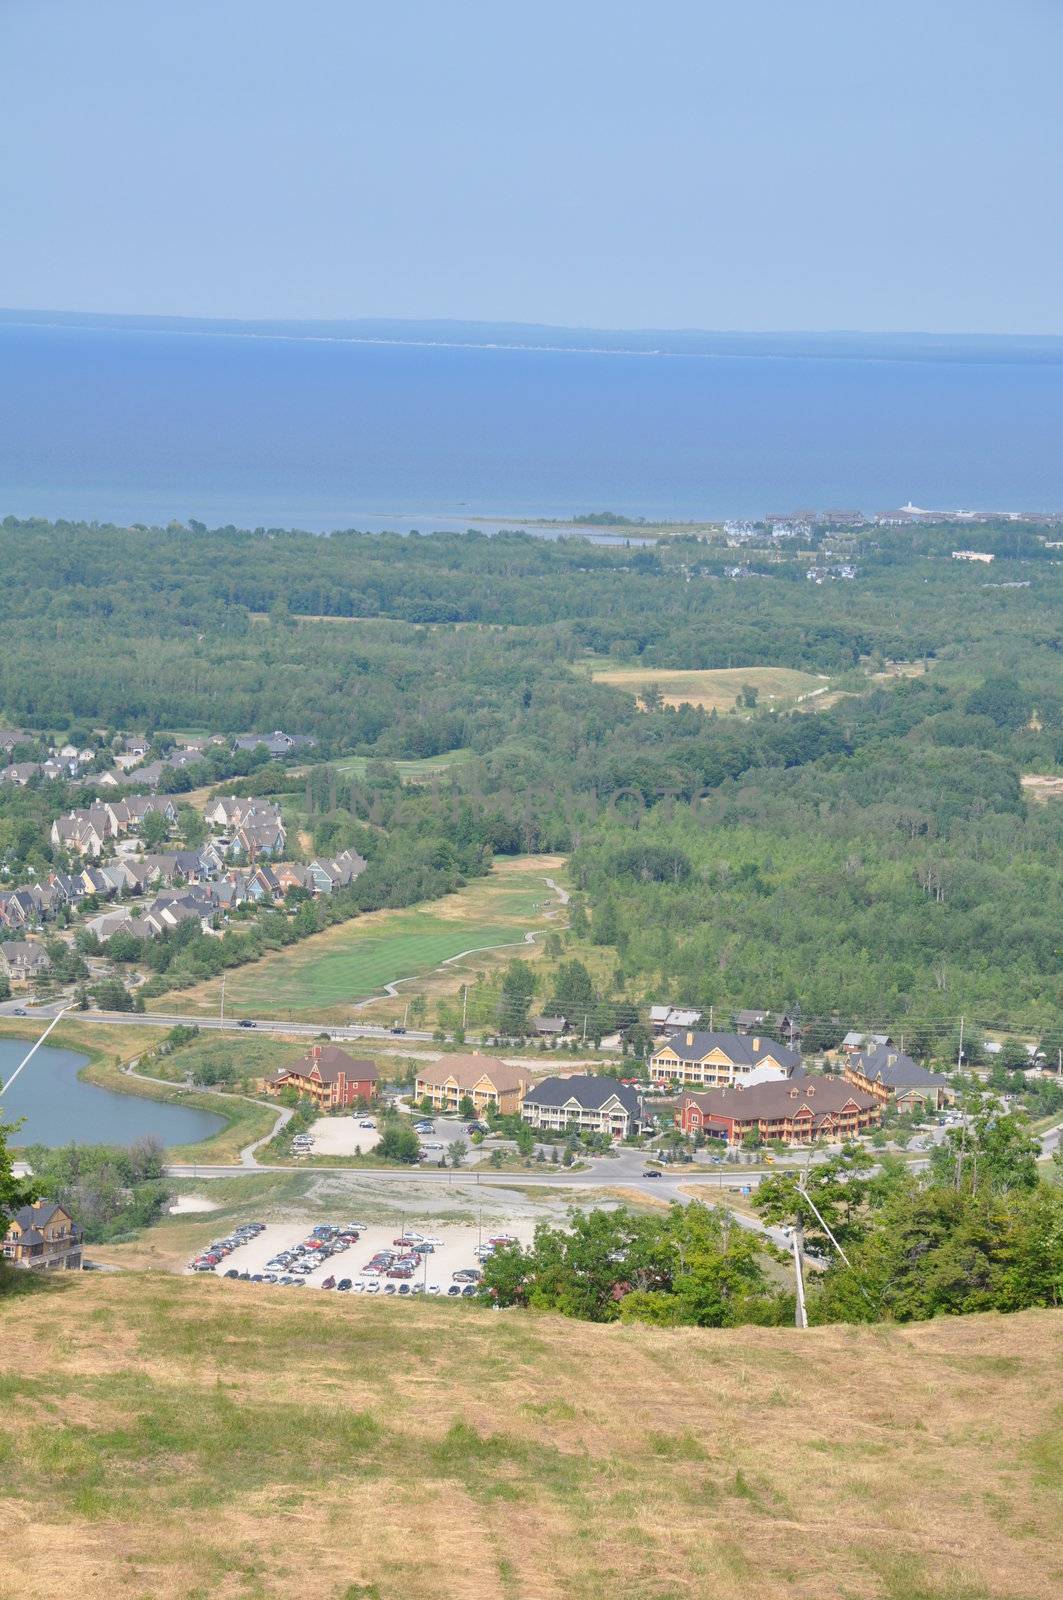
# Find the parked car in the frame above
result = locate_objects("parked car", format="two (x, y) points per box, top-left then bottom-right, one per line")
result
(224, 1269), (240, 1279)
(446, 1284), (462, 1296)
(336, 1278), (352, 1291)
(365, 1281), (381, 1294)
(461, 1285), (478, 1297)
(320, 1275), (336, 1290)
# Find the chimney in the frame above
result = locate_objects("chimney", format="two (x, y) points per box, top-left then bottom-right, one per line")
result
(686, 1032), (693, 1046)
(752, 1036), (760, 1052)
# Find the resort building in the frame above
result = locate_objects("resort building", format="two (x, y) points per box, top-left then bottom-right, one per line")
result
(266, 1044), (380, 1108)
(520, 1075), (643, 1138)
(649, 1030), (802, 1089)
(675, 1078), (880, 1146)
(414, 1054), (531, 1116)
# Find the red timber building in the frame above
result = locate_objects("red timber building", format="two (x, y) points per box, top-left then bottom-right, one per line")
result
(676, 1077), (879, 1146)
(265, 1044), (379, 1109)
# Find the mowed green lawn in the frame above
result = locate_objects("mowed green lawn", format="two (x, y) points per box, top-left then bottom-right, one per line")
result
(328, 748), (476, 781)
(160, 867), (555, 1020)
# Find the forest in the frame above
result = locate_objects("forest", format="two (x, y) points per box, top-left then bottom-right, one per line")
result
(0, 515), (1061, 1037)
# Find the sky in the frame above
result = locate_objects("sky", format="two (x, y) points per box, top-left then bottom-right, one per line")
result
(2, 0), (1062, 334)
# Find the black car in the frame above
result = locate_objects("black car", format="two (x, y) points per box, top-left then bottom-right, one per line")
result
(643, 1169), (663, 1179)
(238, 1019), (256, 1028)
(336, 1278), (353, 1291)
(224, 1269), (240, 1279)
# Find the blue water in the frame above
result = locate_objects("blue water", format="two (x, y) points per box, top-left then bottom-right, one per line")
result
(2, 321), (1063, 527)
(0, 1039), (224, 1149)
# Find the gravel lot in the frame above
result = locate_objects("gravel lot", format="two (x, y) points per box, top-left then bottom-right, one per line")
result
(307, 1116), (382, 1156)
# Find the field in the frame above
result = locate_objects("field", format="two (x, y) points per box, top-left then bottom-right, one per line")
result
(157, 854), (566, 1022)
(589, 664), (829, 712)
(326, 748), (477, 781)
(0, 1276), (1059, 1600)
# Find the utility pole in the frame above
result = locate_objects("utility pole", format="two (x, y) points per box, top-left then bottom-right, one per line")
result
(708, 1005), (713, 1031)
(220, 974), (226, 1025)
(957, 1015), (964, 1072)
(791, 1211), (808, 1330)
(461, 985), (468, 1032)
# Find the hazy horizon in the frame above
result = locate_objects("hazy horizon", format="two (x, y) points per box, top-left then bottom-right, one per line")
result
(4, 1), (1061, 335)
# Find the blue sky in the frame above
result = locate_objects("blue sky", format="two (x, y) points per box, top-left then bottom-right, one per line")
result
(3, 0), (1061, 332)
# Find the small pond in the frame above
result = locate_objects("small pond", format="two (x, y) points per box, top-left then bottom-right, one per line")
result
(0, 1040), (225, 1149)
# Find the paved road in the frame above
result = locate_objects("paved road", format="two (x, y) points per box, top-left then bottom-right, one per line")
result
(0, 999), (436, 1044)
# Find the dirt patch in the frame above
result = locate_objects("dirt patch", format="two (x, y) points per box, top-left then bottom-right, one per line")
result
(1022, 774), (1063, 803)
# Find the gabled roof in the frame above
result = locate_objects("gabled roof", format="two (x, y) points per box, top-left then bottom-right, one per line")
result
(418, 1054), (529, 1093)
(523, 1075), (641, 1115)
(653, 1030), (801, 1071)
(273, 1044), (379, 1087)
(681, 1077), (876, 1123)
(849, 1046), (949, 1091)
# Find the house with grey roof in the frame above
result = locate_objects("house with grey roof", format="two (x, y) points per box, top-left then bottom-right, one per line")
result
(3, 1200), (82, 1271)
(0, 940), (52, 983)
(520, 1075), (643, 1138)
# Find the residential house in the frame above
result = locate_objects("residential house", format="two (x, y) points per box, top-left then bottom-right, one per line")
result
(233, 818), (287, 859)
(0, 889), (38, 930)
(414, 1054), (532, 1116)
(265, 1044), (379, 1108)
(2, 1201), (82, 1271)
(841, 1031), (893, 1056)
(676, 1079), (880, 1146)
(50, 812), (108, 858)
(205, 796), (283, 834)
(529, 1015), (570, 1038)
(0, 728), (29, 753)
(274, 862), (311, 894)
(735, 1009), (800, 1042)
(0, 762), (44, 786)
(0, 940), (51, 984)
(649, 1004), (702, 1036)
(843, 1045), (953, 1113)
(649, 1030), (802, 1089)
(306, 849), (367, 894)
(520, 1075), (642, 1138)
(233, 730), (316, 757)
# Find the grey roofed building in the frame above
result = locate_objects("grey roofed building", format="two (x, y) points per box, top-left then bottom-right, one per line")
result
(842, 1031), (893, 1053)
(846, 1045), (950, 1094)
(233, 730), (316, 757)
(530, 1015), (569, 1036)
(520, 1074), (642, 1135)
(654, 1030), (802, 1072)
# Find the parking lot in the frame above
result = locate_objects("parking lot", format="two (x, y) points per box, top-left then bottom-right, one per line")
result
(185, 1216), (534, 1297)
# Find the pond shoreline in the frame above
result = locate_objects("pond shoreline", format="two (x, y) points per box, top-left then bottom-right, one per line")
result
(0, 1021), (273, 1164)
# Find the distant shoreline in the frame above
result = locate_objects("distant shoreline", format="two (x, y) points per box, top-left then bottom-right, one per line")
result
(3, 308), (1063, 366)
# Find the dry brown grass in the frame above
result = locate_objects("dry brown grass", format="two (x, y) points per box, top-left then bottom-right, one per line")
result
(1, 1274), (1059, 1600)
(1022, 774), (1063, 804)
(590, 665), (827, 713)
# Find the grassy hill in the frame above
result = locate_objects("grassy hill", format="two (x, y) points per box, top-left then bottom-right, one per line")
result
(1, 1275), (1060, 1600)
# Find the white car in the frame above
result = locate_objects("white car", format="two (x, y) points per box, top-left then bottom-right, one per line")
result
(421, 1236), (444, 1247)
(400, 1229), (425, 1242)
(359, 1119), (375, 1129)
(365, 1281), (381, 1294)
(427, 1283), (441, 1295)
(420, 1141), (444, 1152)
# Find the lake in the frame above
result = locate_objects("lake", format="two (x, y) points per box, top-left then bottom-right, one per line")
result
(0, 1039), (225, 1149)
(3, 319), (1063, 527)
